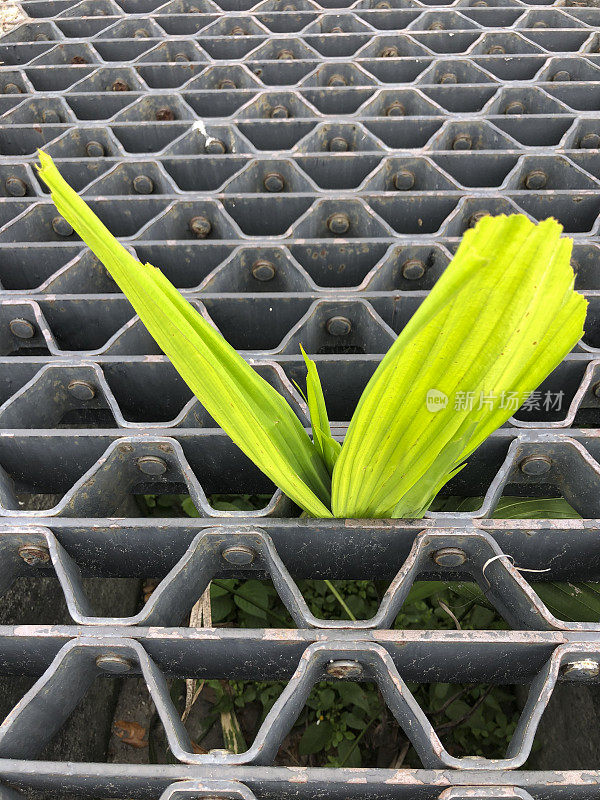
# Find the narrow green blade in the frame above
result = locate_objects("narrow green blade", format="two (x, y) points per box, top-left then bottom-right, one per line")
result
(332, 215), (587, 518)
(37, 150), (333, 517)
(300, 345), (341, 475)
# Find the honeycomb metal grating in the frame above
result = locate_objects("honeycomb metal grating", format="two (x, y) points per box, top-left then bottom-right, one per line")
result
(0, 0), (600, 794)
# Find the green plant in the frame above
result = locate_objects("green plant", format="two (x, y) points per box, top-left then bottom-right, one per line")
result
(37, 152), (586, 518)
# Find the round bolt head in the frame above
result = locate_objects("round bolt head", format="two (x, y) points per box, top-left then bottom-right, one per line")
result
(5, 176), (27, 197)
(137, 455), (168, 476)
(328, 74), (347, 87)
(222, 545), (256, 565)
(331, 26), (344, 33)
(326, 660), (363, 679)
(156, 107), (175, 121)
(562, 658), (600, 678)
(580, 133), (600, 150)
(96, 654), (133, 674)
(401, 258), (425, 280)
(68, 379), (96, 401)
(469, 211), (489, 228)
(520, 454), (552, 476)
(386, 101), (405, 117)
(270, 104), (289, 118)
(532, 20), (547, 27)
(263, 172), (285, 192)
(593, 381), (600, 399)
(134, 27), (149, 37)
(327, 212), (350, 235)
(488, 45), (505, 54)
(189, 215), (212, 239)
(381, 46), (399, 57)
(35, 32), (50, 40)
(552, 70), (571, 82)
(452, 133), (472, 151)
(433, 547), (467, 567)
(393, 169), (415, 191)
(376, 1), (391, 7)
(429, 20), (444, 30)
(86, 140), (106, 158)
(52, 215), (74, 237)
(524, 169), (547, 190)
(473, 1), (488, 5)
(329, 136), (349, 152)
(205, 138), (226, 154)
(439, 72), (457, 84)
(132, 174), (154, 194)
(326, 315), (352, 336)
(505, 101), (525, 115)
(252, 259), (276, 282)
(4, 83), (21, 94)
(218, 79), (236, 90)
(18, 544), (50, 565)
(278, 49), (295, 59)
(174, 52), (190, 62)
(9, 318), (35, 339)
(111, 79), (130, 91)
(42, 109), (60, 123)
(231, 25), (245, 34)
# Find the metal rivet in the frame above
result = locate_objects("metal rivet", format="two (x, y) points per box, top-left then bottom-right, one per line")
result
(68, 380), (96, 401)
(505, 101), (525, 115)
(189, 216), (211, 239)
(326, 660), (363, 679)
(386, 101), (405, 117)
(381, 46), (399, 57)
(218, 79), (236, 90)
(473, 2), (488, 7)
(231, 25), (245, 35)
(331, 26), (343, 33)
(433, 547), (467, 567)
(4, 83), (21, 94)
(270, 104), (289, 118)
(133, 174), (154, 194)
(327, 213), (350, 235)
(580, 133), (600, 149)
(86, 140), (105, 157)
(329, 136), (349, 152)
(328, 74), (346, 87)
(134, 27), (149, 37)
(9, 318), (35, 339)
(525, 169), (547, 190)
(71, 55), (87, 64)
(137, 455), (168, 476)
(452, 133), (472, 150)
(111, 79), (130, 91)
(469, 211), (489, 228)
(222, 545), (256, 565)
(520, 454), (552, 476)
(252, 259), (276, 281)
(592, 381), (600, 398)
(562, 659), (600, 678)
(532, 20), (547, 27)
(5, 177), (27, 197)
(205, 138), (226, 154)
(402, 258), (425, 280)
(429, 20), (444, 30)
(156, 107), (176, 121)
(96, 654), (133, 674)
(283, 4), (295, 10)
(18, 544), (50, 565)
(263, 172), (285, 192)
(52, 216), (74, 237)
(174, 52), (189, 62)
(42, 109), (60, 123)
(393, 169), (415, 191)
(376, 1), (391, 7)
(552, 70), (571, 82)
(439, 72), (457, 84)
(487, 45), (505, 54)
(326, 316), (352, 336)
(35, 33), (50, 40)
(277, 49), (294, 59)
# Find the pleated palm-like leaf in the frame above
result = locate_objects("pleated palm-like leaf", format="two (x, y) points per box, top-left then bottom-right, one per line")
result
(37, 150), (333, 518)
(331, 215), (587, 518)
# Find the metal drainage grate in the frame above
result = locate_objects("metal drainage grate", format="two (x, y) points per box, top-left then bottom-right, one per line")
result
(0, 0), (600, 795)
